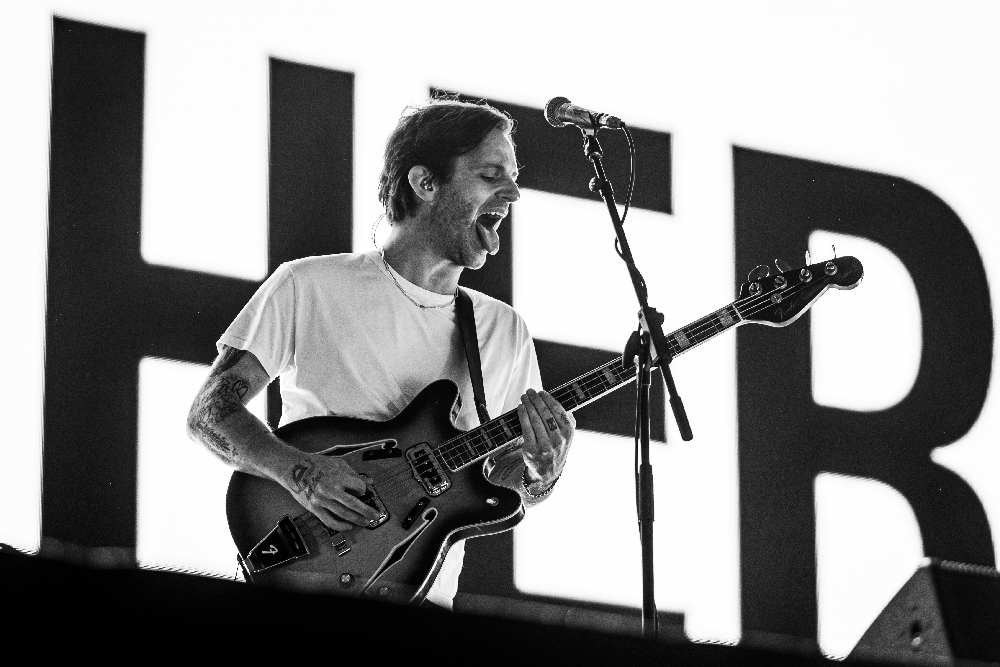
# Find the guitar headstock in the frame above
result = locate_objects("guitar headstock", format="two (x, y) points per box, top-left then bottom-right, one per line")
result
(737, 256), (863, 327)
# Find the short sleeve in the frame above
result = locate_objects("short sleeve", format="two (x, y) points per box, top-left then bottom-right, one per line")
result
(501, 316), (542, 413)
(217, 263), (296, 379)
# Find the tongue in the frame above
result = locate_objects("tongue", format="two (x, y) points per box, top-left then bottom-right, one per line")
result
(476, 219), (500, 255)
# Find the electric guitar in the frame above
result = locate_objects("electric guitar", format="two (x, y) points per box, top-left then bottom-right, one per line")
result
(227, 255), (863, 603)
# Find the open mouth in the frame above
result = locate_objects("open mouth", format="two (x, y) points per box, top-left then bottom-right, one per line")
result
(478, 210), (506, 228)
(475, 212), (505, 255)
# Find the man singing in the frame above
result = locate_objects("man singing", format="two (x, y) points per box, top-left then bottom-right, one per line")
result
(186, 98), (575, 609)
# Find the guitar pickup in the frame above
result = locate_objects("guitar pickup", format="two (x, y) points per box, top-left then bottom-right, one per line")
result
(406, 444), (451, 496)
(242, 515), (309, 574)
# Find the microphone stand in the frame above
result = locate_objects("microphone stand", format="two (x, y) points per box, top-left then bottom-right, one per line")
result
(578, 126), (693, 640)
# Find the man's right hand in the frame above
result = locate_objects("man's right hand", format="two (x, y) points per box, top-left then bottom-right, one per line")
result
(187, 346), (382, 533)
(282, 453), (383, 532)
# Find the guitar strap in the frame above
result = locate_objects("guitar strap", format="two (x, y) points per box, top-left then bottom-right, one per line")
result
(455, 288), (491, 425)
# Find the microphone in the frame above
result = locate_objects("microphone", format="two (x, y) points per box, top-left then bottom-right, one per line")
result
(544, 96), (624, 130)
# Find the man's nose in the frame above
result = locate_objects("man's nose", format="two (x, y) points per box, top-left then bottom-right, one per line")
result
(499, 178), (520, 203)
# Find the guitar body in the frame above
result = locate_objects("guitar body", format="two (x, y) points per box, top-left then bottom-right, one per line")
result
(226, 380), (523, 605)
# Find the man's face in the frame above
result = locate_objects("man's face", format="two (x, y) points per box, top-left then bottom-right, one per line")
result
(426, 128), (520, 270)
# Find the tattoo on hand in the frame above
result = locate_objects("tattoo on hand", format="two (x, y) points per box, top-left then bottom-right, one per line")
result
(290, 462), (323, 500)
(546, 417), (558, 432)
(561, 413), (570, 426)
(490, 455), (522, 482)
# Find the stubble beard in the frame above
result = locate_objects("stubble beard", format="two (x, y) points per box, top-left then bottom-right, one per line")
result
(428, 186), (487, 270)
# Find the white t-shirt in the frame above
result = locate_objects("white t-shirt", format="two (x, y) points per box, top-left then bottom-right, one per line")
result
(219, 249), (541, 606)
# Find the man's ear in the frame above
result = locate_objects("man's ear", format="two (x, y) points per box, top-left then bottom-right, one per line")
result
(407, 165), (436, 203)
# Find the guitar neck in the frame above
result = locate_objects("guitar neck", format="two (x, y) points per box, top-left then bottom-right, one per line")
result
(437, 302), (743, 472)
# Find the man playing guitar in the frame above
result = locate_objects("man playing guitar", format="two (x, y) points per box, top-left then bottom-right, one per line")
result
(186, 98), (575, 609)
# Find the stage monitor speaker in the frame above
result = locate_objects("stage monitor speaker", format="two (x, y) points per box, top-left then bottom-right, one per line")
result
(847, 558), (1000, 665)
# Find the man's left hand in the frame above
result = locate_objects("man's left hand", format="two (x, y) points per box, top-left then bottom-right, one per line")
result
(517, 388), (575, 494)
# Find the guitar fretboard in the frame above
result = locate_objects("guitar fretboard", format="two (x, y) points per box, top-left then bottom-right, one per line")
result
(436, 303), (743, 472)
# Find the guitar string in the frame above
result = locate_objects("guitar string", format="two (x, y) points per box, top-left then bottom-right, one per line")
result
(263, 273), (842, 550)
(367, 306), (780, 499)
(425, 273), (828, 467)
(358, 274), (830, 500)
(363, 358), (632, 497)
(306, 275), (834, 507)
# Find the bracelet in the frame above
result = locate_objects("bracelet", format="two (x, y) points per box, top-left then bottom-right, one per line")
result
(522, 468), (560, 499)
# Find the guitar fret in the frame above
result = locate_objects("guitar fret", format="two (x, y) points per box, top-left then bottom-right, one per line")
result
(472, 430), (491, 455)
(439, 447), (457, 469)
(459, 437), (478, 461)
(499, 416), (517, 442)
(440, 297), (752, 472)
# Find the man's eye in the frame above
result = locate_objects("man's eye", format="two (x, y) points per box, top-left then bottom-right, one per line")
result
(481, 174), (498, 182)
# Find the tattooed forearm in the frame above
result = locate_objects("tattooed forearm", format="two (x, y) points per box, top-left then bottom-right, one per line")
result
(192, 418), (237, 458)
(194, 376), (250, 426)
(289, 462), (324, 500)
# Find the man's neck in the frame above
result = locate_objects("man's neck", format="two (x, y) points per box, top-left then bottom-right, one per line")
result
(381, 230), (462, 296)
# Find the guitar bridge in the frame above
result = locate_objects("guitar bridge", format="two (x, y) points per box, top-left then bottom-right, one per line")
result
(406, 443), (451, 496)
(240, 515), (309, 576)
(359, 483), (389, 529)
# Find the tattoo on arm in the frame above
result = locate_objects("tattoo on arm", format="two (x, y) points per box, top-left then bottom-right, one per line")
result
(196, 376), (251, 426)
(212, 346), (248, 376)
(192, 419), (236, 458)
(290, 462), (323, 500)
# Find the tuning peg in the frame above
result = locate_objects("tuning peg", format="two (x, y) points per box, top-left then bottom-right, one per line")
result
(832, 244), (837, 259)
(805, 250), (811, 265)
(748, 264), (770, 282)
(775, 258), (793, 273)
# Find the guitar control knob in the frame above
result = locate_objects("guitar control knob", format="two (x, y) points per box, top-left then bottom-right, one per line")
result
(749, 282), (762, 297)
(774, 276), (787, 289)
(800, 269), (812, 282)
(824, 261), (838, 276)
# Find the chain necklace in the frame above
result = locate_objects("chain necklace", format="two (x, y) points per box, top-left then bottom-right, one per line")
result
(379, 247), (458, 310)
